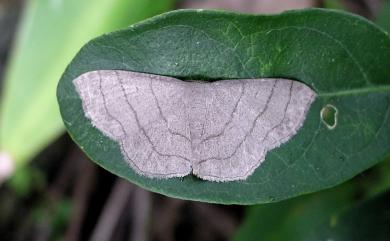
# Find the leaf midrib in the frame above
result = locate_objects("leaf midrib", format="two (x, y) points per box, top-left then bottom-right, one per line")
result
(318, 85), (390, 97)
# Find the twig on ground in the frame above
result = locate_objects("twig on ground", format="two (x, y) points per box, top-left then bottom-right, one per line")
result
(129, 187), (152, 241)
(192, 203), (238, 240)
(151, 197), (185, 241)
(89, 178), (133, 241)
(65, 154), (97, 241)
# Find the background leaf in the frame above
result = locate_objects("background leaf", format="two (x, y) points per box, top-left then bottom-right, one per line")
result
(377, 1), (390, 32)
(0, 0), (174, 169)
(232, 182), (357, 241)
(232, 160), (390, 241)
(307, 190), (390, 241)
(57, 9), (390, 204)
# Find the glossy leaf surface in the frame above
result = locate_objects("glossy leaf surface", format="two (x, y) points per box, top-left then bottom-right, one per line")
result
(57, 9), (390, 204)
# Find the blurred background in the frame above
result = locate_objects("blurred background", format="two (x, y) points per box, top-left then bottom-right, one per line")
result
(0, 0), (389, 241)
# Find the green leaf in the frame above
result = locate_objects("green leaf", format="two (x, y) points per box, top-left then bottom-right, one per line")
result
(323, 0), (345, 10)
(308, 191), (390, 241)
(232, 182), (357, 241)
(57, 9), (390, 204)
(232, 178), (390, 241)
(0, 0), (174, 168)
(377, 1), (390, 32)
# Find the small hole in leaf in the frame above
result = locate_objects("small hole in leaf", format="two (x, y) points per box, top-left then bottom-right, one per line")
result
(320, 104), (338, 130)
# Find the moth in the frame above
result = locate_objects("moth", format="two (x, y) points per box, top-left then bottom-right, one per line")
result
(73, 70), (315, 182)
